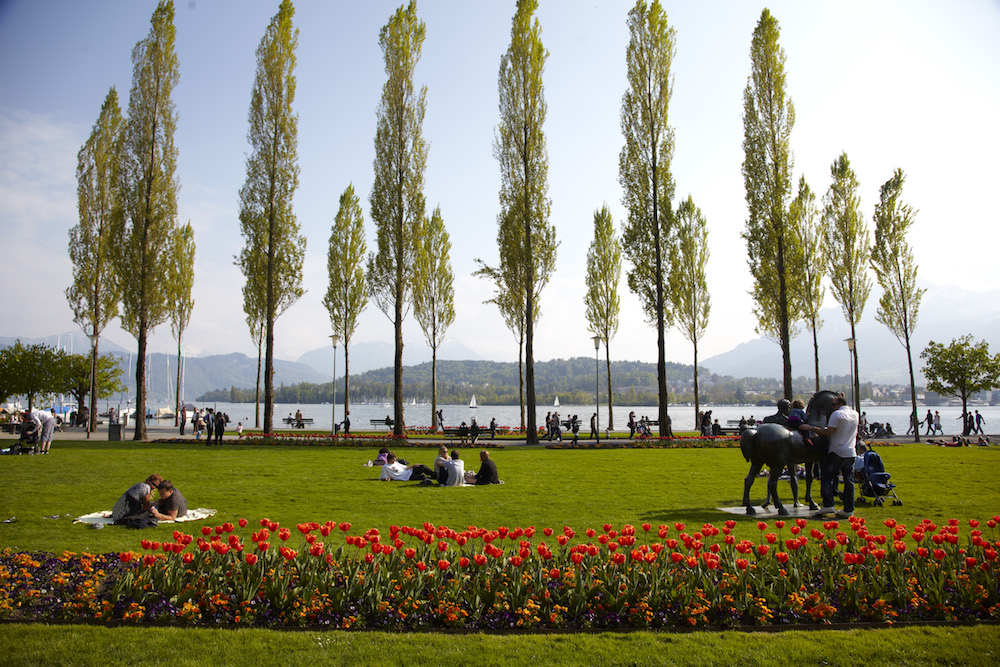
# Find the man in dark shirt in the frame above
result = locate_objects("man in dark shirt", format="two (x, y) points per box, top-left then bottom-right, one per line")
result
(473, 450), (499, 485)
(151, 480), (188, 521)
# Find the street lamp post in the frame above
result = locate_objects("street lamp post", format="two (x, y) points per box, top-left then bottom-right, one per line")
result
(330, 334), (341, 436)
(845, 338), (856, 412)
(592, 335), (602, 444)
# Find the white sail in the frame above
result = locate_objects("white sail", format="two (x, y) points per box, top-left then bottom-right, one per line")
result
(469, 395), (477, 409)
(554, 396), (560, 407)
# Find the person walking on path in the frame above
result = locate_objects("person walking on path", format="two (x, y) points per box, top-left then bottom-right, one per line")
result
(923, 410), (934, 435)
(975, 410), (986, 435)
(179, 406), (187, 436)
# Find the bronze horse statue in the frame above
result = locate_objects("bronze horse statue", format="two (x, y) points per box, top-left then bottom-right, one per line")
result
(740, 390), (838, 515)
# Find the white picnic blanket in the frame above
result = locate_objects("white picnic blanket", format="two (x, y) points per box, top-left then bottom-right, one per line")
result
(74, 508), (217, 526)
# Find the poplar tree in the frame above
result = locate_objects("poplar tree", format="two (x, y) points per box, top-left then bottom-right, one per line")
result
(168, 221), (194, 424)
(620, 0), (676, 436)
(67, 87), (122, 434)
(112, 0), (181, 440)
(368, 0), (427, 437)
(823, 152), (872, 413)
(237, 0), (305, 435)
(669, 195), (710, 428)
(495, 0), (557, 444)
(584, 205), (621, 428)
(413, 205), (455, 429)
(323, 184), (367, 422)
(790, 176), (825, 392)
(871, 169), (924, 441)
(741, 8), (800, 400)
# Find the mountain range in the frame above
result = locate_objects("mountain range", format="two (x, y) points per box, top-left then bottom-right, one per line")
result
(4, 284), (997, 401)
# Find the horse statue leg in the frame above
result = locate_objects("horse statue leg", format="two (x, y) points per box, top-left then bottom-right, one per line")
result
(804, 461), (820, 511)
(767, 467), (789, 516)
(743, 460), (763, 515)
(788, 465), (800, 508)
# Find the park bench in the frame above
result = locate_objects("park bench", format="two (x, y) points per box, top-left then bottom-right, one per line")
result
(282, 417), (313, 429)
(370, 418), (392, 430)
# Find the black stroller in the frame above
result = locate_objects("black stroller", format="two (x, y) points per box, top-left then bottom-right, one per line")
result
(855, 449), (902, 507)
(3, 420), (38, 455)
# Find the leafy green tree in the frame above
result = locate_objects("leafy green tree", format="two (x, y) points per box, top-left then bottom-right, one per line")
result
(58, 352), (125, 421)
(368, 0), (427, 437)
(921, 336), (1000, 428)
(237, 0), (305, 435)
(669, 195), (710, 427)
(584, 205), (621, 428)
(620, 0), (676, 436)
(495, 0), (556, 444)
(741, 8), (800, 401)
(871, 169), (924, 441)
(413, 205), (455, 430)
(0, 341), (64, 411)
(66, 87), (123, 433)
(822, 152), (872, 413)
(168, 221), (195, 426)
(323, 184), (367, 423)
(112, 0), (181, 440)
(789, 176), (824, 392)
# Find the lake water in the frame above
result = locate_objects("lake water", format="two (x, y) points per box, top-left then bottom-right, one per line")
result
(157, 400), (999, 436)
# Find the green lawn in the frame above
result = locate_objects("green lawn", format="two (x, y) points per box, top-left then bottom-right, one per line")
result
(1, 438), (999, 663)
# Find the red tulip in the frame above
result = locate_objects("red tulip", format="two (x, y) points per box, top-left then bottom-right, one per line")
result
(612, 552), (626, 565)
(416, 561), (427, 571)
(474, 554), (487, 566)
(571, 552), (584, 565)
(201, 526), (212, 536)
(757, 545), (769, 556)
(736, 558), (748, 570)
(510, 556), (523, 567)
(238, 518), (248, 528)
(674, 523), (685, 532)
(183, 553), (194, 564)
(774, 520), (785, 529)
(437, 559), (450, 571)
(246, 553), (258, 566)
(607, 543), (618, 553)
(543, 527), (553, 537)
(602, 523), (613, 533)
(642, 523), (651, 532)
(257, 541), (269, 552)
(120, 552), (134, 563)
(776, 552), (789, 564)
(756, 521), (767, 531)
(339, 522), (351, 532)
(557, 535), (568, 546)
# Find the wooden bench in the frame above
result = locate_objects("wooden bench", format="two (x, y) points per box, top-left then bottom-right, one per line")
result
(370, 419), (393, 430)
(282, 417), (313, 429)
(1, 423), (20, 435)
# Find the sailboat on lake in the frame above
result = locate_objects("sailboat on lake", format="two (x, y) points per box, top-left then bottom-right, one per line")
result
(469, 395), (477, 409)
(554, 396), (560, 408)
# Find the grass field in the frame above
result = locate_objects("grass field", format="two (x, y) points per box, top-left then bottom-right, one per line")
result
(1, 438), (999, 664)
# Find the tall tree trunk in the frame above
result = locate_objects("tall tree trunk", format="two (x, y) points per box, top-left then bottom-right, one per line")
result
(431, 345), (438, 430)
(605, 343), (613, 429)
(344, 343), (350, 427)
(850, 320), (860, 415)
(692, 339), (700, 432)
(134, 324), (147, 440)
(518, 338), (525, 431)
(905, 336), (920, 442)
(88, 336), (98, 436)
(174, 337), (182, 427)
(776, 234), (793, 400)
(811, 317), (820, 392)
(255, 329), (262, 428)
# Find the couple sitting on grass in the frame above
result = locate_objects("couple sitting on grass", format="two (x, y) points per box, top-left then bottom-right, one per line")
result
(110, 474), (188, 528)
(378, 446), (499, 486)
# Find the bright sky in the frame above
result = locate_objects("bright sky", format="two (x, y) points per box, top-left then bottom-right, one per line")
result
(1, 0), (998, 367)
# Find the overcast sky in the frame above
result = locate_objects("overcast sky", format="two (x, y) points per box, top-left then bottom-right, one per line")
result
(1, 0), (998, 367)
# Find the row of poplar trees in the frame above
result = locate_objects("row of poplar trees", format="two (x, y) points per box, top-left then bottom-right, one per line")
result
(67, 1), (192, 440)
(742, 9), (924, 440)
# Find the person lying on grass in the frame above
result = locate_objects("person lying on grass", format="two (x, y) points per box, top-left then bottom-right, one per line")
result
(379, 453), (436, 482)
(150, 479), (188, 522)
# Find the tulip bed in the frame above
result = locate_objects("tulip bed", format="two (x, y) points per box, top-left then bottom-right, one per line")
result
(3, 514), (998, 630)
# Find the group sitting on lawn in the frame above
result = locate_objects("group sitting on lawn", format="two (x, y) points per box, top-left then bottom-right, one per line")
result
(110, 474), (188, 528)
(379, 448), (500, 486)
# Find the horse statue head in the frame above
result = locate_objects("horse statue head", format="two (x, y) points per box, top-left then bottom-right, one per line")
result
(805, 389), (841, 427)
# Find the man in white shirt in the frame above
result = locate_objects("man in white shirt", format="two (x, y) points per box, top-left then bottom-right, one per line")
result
(379, 453), (435, 482)
(800, 394), (859, 518)
(441, 450), (465, 486)
(26, 409), (57, 454)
